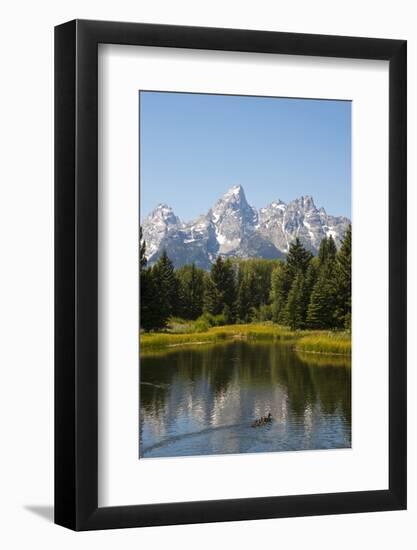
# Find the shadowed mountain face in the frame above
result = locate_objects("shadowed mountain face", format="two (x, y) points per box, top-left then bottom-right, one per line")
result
(142, 185), (350, 269)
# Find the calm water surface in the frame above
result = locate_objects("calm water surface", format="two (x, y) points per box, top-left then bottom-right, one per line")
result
(139, 341), (351, 458)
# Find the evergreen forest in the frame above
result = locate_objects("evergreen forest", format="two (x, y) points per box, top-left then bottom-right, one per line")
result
(140, 226), (351, 333)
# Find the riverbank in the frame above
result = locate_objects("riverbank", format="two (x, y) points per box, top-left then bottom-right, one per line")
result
(294, 332), (351, 355)
(140, 323), (351, 356)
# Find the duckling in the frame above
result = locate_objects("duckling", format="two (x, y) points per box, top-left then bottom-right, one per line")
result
(251, 413), (272, 427)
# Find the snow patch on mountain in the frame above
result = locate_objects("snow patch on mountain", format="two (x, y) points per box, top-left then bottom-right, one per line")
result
(142, 185), (350, 269)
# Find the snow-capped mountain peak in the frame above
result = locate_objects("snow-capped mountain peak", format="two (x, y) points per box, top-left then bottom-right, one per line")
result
(150, 203), (178, 220)
(142, 185), (350, 269)
(141, 204), (181, 259)
(222, 183), (245, 200)
(209, 184), (258, 255)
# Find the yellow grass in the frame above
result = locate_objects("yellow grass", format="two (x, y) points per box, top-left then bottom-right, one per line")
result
(140, 323), (351, 356)
(295, 350), (351, 367)
(140, 330), (227, 351)
(295, 332), (351, 356)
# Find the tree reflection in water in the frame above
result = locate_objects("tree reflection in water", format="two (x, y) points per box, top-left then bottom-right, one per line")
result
(139, 341), (351, 458)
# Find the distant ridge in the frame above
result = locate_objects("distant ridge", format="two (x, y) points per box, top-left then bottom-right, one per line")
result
(142, 185), (350, 269)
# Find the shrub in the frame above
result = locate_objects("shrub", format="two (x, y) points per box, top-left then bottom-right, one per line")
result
(212, 313), (226, 326)
(169, 316), (190, 325)
(192, 318), (210, 333)
(196, 312), (226, 328)
(255, 304), (273, 322)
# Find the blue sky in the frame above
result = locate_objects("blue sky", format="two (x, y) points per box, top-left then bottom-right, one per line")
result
(140, 91), (351, 221)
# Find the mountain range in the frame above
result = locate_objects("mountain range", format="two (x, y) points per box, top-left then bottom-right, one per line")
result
(142, 185), (350, 270)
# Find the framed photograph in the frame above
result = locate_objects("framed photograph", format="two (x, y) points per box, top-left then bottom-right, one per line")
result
(55, 20), (406, 530)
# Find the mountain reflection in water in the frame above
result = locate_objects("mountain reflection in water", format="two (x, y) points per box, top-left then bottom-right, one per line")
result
(139, 341), (351, 458)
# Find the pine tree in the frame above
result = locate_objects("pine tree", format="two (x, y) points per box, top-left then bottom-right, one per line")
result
(306, 262), (337, 329)
(206, 256), (236, 321)
(189, 263), (205, 319)
(177, 263), (205, 319)
(139, 231), (170, 331)
(318, 235), (337, 266)
(222, 259), (237, 320)
(139, 226), (147, 269)
(140, 267), (152, 331)
(270, 263), (292, 323)
(305, 259), (318, 296)
(247, 270), (259, 309)
(237, 277), (252, 322)
(335, 225), (352, 329)
(222, 304), (234, 325)
(152, 250), (179, 317)
(327, 235), (337, 261)
(286, 238), (313, 275)
(140, 267), (168, 331)
(203, 276), (221, 315)
(285, 272), (305, 330)
(236, 258), (280, 309)
(318, 236), (328, 266)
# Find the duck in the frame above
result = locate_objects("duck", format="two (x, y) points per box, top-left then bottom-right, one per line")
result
(251, 412), (272, 427)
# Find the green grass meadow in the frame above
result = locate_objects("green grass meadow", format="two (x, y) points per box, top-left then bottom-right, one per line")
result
(140, 320), (351, 357)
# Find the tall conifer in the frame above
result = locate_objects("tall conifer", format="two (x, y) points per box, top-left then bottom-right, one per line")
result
(270, 263), (292, 323)
(152, 250), (179, 316)
(237, 278), (252, 322)
(306, 262), (337, 329)
(139, 226), (147, 269)
(335, 225), (352, 329)
(207, 256), (237, 320)
(177, 263), (205, 319)
(286, 238), (313, 275)
(203, 276), (221, 315)
(140, 268), (168, 331)
(285, 273), (305, 330)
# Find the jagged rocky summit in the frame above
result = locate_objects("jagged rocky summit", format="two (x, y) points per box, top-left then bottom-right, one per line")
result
(142, 185), (350, 270)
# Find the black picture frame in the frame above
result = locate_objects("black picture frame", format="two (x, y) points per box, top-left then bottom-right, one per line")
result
(55, 19), (407, 531)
